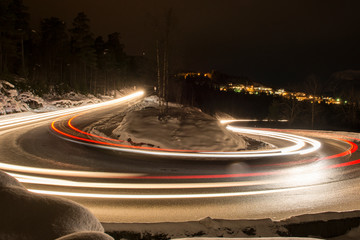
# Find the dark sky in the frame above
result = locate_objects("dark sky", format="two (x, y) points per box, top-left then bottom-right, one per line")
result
(23, 0), (360, 87)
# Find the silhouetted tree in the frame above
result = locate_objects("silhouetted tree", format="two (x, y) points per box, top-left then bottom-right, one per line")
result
(35, 17), (69, 92)
(153, 8), (175, 116)
(304, 74), (322, 129)
(69, 12), (96, 92)
(282, 96), (302, 126)
(104, 32), (127, 93)
(268, 99), (282, 122)
(94, 36), (105, 94)
(331, 70), (360, 128)
(0, 0), (29, 76)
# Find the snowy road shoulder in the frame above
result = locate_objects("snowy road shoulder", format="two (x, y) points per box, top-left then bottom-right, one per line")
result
(103, 211), (360, 240)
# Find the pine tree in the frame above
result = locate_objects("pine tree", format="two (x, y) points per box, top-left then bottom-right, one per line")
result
(105, 32), (127, 93)
(36, 17), (69, 92)
(0, 0), (29, 76)
(69, 12), (96, 93)
(94, 36), (105, 94)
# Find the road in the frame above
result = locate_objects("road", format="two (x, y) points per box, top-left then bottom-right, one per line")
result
(1, 91), (360, 223)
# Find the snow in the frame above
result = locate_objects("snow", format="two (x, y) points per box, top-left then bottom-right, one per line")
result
(0, 170), (112, 240)
(102, 217), (318, 239)
(103, 210), (360, 239)
(112, 106), (247, 151)
(173, 238), (322, 240)
(0, 80), (30, 114)
(103, 218), (280, 239)
(86, 96), (251, 151)
(0, 79), (114, 115)
(56, 231), (114, 240)
(330, 225), (360, 240)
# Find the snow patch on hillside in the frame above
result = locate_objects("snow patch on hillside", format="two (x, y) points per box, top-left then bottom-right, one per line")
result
(0, 80), (32, 114)
(0, 79), (113, 115)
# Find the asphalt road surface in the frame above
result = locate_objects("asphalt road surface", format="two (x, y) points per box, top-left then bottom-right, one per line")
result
(1, 93), (360, 223)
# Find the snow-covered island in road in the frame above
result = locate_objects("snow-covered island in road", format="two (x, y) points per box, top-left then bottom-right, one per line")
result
(84, 95), (273, 152)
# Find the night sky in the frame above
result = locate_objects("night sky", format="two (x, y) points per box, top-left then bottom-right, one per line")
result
(23, 0), (360, 87)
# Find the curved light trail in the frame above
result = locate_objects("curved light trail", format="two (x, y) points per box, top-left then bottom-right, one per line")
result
(0, 91), (144, 130)
(28, 185), (312, 199)
(51, 116), (322, 158)
(1, 91), (360, 200)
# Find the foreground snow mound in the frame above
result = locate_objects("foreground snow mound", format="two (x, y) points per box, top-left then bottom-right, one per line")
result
(0, 171), (106, 240)
(56, 231), (114, 240)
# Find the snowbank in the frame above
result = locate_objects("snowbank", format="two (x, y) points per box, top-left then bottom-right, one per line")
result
(0, 80), (32, 114)
(0, 170), (113, 240)
(331, 225), (360, 240)
(104, 211), (360, 239)
(173, 238), (322, 240)
(0, 79), (114, 115)
(104, 217), (283, 239)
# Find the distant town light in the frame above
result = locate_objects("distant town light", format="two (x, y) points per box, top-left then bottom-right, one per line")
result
(177, 71), (350, 106)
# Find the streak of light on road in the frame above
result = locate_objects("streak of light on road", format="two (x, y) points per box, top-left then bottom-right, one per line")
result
(0, 91), (144, 129)
(28, 185), (312, 199)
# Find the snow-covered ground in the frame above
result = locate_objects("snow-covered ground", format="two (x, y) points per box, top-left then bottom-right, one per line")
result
(0, 79), (114, 116)
(104, 210), (360, 239)
(173, 238), (322, 240)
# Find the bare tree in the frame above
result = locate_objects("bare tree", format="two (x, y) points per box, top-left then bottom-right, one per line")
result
(305, 74), (322, 129)
(163, 8), (173, 110)
(283, 96), (301, 125)
(152, 8), (174, 117)
(156, 39), (162, 110)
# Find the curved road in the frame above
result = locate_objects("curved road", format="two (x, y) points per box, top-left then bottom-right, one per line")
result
(1, 91), (360, 223)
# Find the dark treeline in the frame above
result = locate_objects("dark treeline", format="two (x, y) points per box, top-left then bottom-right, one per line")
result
(0, 0), (147, 95)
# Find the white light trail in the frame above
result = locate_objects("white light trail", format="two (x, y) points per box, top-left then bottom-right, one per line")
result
(219, 119), (288, 124)
(10, 172), (275, 189)
(0, 91), (144, 129)
(68, 123), (321, 158)
(0, 161), (144, 178)
(28, 185), (310, 199)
